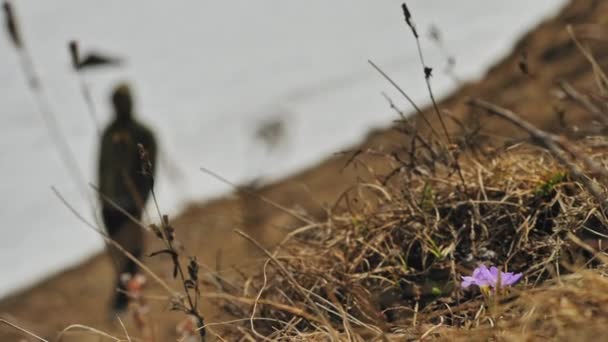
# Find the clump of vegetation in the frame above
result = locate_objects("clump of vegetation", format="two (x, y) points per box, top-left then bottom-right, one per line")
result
(206, 3), (608, 340)
(214, 138), (608, 340)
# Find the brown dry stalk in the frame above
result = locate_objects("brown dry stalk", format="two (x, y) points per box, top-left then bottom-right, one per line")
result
(468, 98), (607, 204)
(567, 25), (608, 95)
(559, 80), (608, 126)
(234, 229), (340, 339)
(203, 292), (325, 326)
(0, 319), (47, 342)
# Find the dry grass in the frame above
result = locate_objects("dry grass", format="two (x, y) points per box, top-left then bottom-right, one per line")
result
(212, 136), (608, 341)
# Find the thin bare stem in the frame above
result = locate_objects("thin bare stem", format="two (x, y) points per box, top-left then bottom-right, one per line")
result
(401, 2), (451, 144)
(233, 229), (340, 340)
(200, 167), (315, 225)
(51, 186), (176, 295)
(368, 59), (440, 140)
(77, 72), (101, 136)
(559, 80), (608, 126)
(56, 324), (121, 342)
(0, 319), (48, 342)
(468, 98), (607, 204)
(4, 4), (93, 209)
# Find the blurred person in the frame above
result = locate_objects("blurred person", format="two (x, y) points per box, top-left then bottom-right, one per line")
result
(98, 82), (157, 312)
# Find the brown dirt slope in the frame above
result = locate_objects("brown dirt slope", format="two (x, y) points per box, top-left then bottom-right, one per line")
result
(2, 0), (607, 340)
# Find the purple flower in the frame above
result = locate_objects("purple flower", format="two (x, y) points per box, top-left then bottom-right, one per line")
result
(461, 265), (522, 289)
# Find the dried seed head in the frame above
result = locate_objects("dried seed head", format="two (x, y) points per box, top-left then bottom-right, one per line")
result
(137, 143), (152, 174)
(401, 3), (411, 22)
(3, 1), (21, 48)
(137, 143), (155, 188)
(188, 257), (199, 282)
(78, 52), (123, 70)
(401, 3), (418, 38)
(69, 40), (80, 70)
(162, 214), (175, 242)
(169, 293), (187, 311)
(424, 66), (433, 79)
(149, 223), (163, 239)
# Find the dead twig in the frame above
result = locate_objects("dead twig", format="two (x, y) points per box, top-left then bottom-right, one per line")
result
(468, 98), (607, 204)
(559, 80), (608, 126)
(0, 319), (47, 342)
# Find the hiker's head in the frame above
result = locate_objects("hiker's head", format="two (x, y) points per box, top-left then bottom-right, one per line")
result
(111, 82), (134, 121)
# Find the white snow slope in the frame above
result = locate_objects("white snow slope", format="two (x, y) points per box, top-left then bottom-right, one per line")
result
(0, 1), (567, 297)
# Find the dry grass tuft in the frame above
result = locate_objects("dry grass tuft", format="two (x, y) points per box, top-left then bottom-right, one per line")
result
(213, 136), (608, 340)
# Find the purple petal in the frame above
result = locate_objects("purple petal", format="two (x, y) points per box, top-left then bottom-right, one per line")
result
(478, 266), (496, 287)
(474, 264), (489, 274)
(462, 265), (523, 290)
(461, 276), (477, 288)
(500, 272), (523, 287)
(462, 265), (492, 288)
(489, 266), (500, 278)
(470, 267), (482, 279)
(472, 265), (488, 279)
